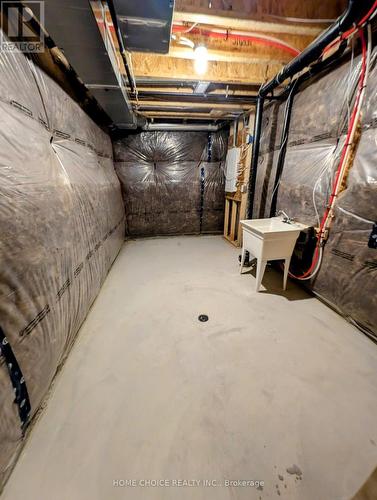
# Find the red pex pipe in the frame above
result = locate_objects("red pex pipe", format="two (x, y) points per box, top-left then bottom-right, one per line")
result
(319, 29), (367, 234)
(289, 28), (367, 280)
(172, 25), (300, 57)
(323, 0), (377, 54)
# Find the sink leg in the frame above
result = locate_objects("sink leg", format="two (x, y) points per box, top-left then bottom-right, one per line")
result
(283, 257), (291, 291)
(240, 247), (246, 274)
(255, 259), (267, 292)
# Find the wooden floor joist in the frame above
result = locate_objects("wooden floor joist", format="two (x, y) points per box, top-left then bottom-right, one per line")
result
(169, 45), (290, 65)
(139, 111), (238, 120)
(127, 0), (346, 122)
(173, 9), (324, 36)
(132, 53), (283, 85)
(132, 100), (251, 111)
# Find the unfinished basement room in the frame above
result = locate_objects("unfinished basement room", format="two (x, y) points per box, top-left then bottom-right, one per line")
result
(1, 1), (377, 499)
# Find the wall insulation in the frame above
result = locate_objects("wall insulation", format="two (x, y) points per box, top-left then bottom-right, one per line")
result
(0, 36), (125, 488)
(253, 51), (377, 336)
(113, 130), (228, 237)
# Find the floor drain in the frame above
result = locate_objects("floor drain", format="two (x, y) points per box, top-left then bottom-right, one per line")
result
(198, 314), (209, 322)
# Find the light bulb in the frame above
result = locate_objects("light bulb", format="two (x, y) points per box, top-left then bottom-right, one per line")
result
(194, 45), (208, 75)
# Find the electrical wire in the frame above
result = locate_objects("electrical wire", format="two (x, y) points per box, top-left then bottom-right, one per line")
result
(291, 32), (366, 280)
(267, 14), (335, 24)
(269, 80), (300, 207)
(292, 246), (324, 281)
(346, 37), (355, 126)
(289, 23), (372, 281)
(172, 24), (300, 57)
(320, 27), (371, 234)
(323, 1), (377, 55)
(178, 36), (195, 49)
(312, 145), (338, 228)
(182, 22), (198, 33)
(337, 206), (375, 224)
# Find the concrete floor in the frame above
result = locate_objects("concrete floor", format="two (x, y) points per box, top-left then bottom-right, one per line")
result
(3, 236), (377, 500)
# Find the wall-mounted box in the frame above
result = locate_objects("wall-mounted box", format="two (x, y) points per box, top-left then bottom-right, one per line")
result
(225, 147), (241, 193)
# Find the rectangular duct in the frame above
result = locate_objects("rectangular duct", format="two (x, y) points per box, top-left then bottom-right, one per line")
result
(112, 0), (174, 54)
(29, 0), (136, 128)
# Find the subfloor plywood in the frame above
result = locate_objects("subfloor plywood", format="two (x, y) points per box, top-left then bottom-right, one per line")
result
(3, 236), (377, 500)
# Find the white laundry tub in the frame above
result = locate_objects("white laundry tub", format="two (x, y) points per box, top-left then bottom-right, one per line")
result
(240, 217), (309, 291)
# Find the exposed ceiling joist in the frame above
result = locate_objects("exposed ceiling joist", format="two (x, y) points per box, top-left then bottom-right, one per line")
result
(168, 45), (289, 65)
(134, 86), (259, 98)
(131, 53), (283, 85)
(139, 111), (238, 119)
(135, 91), (256, 105)
(134, 80), (260, 94)
(98, 0), (346, 127)
(173, 10), (323, 36)
(132, 100), (251, 110)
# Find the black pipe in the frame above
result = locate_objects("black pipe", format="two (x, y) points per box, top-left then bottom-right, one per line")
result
(246, 0), (374, 220)
(134, 79), (260, 92)
(268, 41), (349, 218)
(136, 91), (257, 105)
(246, 96), (264, 218)
(269, 79), (300, 217)
(260, 0), (375, 98)
(135, 79), (196, 89)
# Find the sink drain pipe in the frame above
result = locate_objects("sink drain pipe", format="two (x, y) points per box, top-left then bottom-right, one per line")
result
(246, 0), (376, 219)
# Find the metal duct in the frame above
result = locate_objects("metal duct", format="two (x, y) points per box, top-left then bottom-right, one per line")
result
(28, 0), (136, 128)
(112, 0), (174, 54)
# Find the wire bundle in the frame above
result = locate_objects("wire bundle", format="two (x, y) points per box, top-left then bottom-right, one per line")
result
(289, 21), (373, 281)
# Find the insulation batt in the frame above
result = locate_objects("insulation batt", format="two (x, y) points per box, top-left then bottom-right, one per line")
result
(0, 33), (125, 489)
(113, 130), (228, 236)
(253, 51), (377, 336)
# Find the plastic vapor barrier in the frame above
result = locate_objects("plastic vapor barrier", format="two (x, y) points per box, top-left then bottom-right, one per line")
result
(0, 33), (125, 488)
(252, 50), (377, 336)
(113, 130), (227, 236)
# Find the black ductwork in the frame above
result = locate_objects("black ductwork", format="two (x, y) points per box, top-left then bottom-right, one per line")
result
(247, 0), (375, 219)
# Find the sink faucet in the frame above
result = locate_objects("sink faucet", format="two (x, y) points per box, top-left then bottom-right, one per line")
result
(277, 210), (294, 224)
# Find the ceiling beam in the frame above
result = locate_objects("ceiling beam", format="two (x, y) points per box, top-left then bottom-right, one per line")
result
(131, 53), (283, 85)
(173, 0), (346, 25)
(173, 10), (323, 36)
(169, 45), (289, 65)
(134, 85), (259, 96)
(132, 100), (251, 110)
(134, 78), (260, 92)
(139, 111), (237, 120)
(172, 24), (315, 53)
(135, 91), (256, 104)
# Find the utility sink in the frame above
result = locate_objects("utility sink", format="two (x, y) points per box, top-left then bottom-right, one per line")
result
(240, 216), (309, 292)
